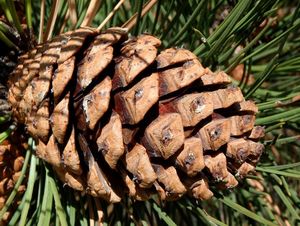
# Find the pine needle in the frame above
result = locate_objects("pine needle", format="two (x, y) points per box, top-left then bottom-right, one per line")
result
(152, 201), (177, 226)
(6, 0), (23, 34)
(67, 0), (77, 27)
(0, 0), (13, 25)
(0, 115), (10, 124)
(122, 0), (157, 30)
(25, 0), (33, 29)
(38, 0), (45, 44)
(0, 30), (17, 49)
(80, 0), (102, 27)
(47, 166), (68, 226)
(0, 124), (16, 144)
(219, 197), (277, 226)
(97, 0), (126, 31)
(37, 173), (53, 226)
(59, 8), (70, 34)
(19, 148), (37, 226)
(44, 0), (61, 41)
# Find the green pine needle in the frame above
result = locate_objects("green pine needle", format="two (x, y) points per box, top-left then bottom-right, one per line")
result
(219, 197), (277, 226)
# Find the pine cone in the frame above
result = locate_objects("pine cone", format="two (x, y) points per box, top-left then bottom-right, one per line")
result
(7, 27), (264, 203)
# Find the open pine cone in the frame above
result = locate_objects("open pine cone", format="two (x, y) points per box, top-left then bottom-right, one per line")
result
(7, 27), (265, 203)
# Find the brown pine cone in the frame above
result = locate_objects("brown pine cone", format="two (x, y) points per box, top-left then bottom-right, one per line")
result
(6, 27), (264, 203)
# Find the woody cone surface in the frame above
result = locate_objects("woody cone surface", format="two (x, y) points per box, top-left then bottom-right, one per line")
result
(7, 27), (265, 203)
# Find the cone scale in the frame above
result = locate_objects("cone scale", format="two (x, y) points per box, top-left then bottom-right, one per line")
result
(7, 27), (264, 203)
